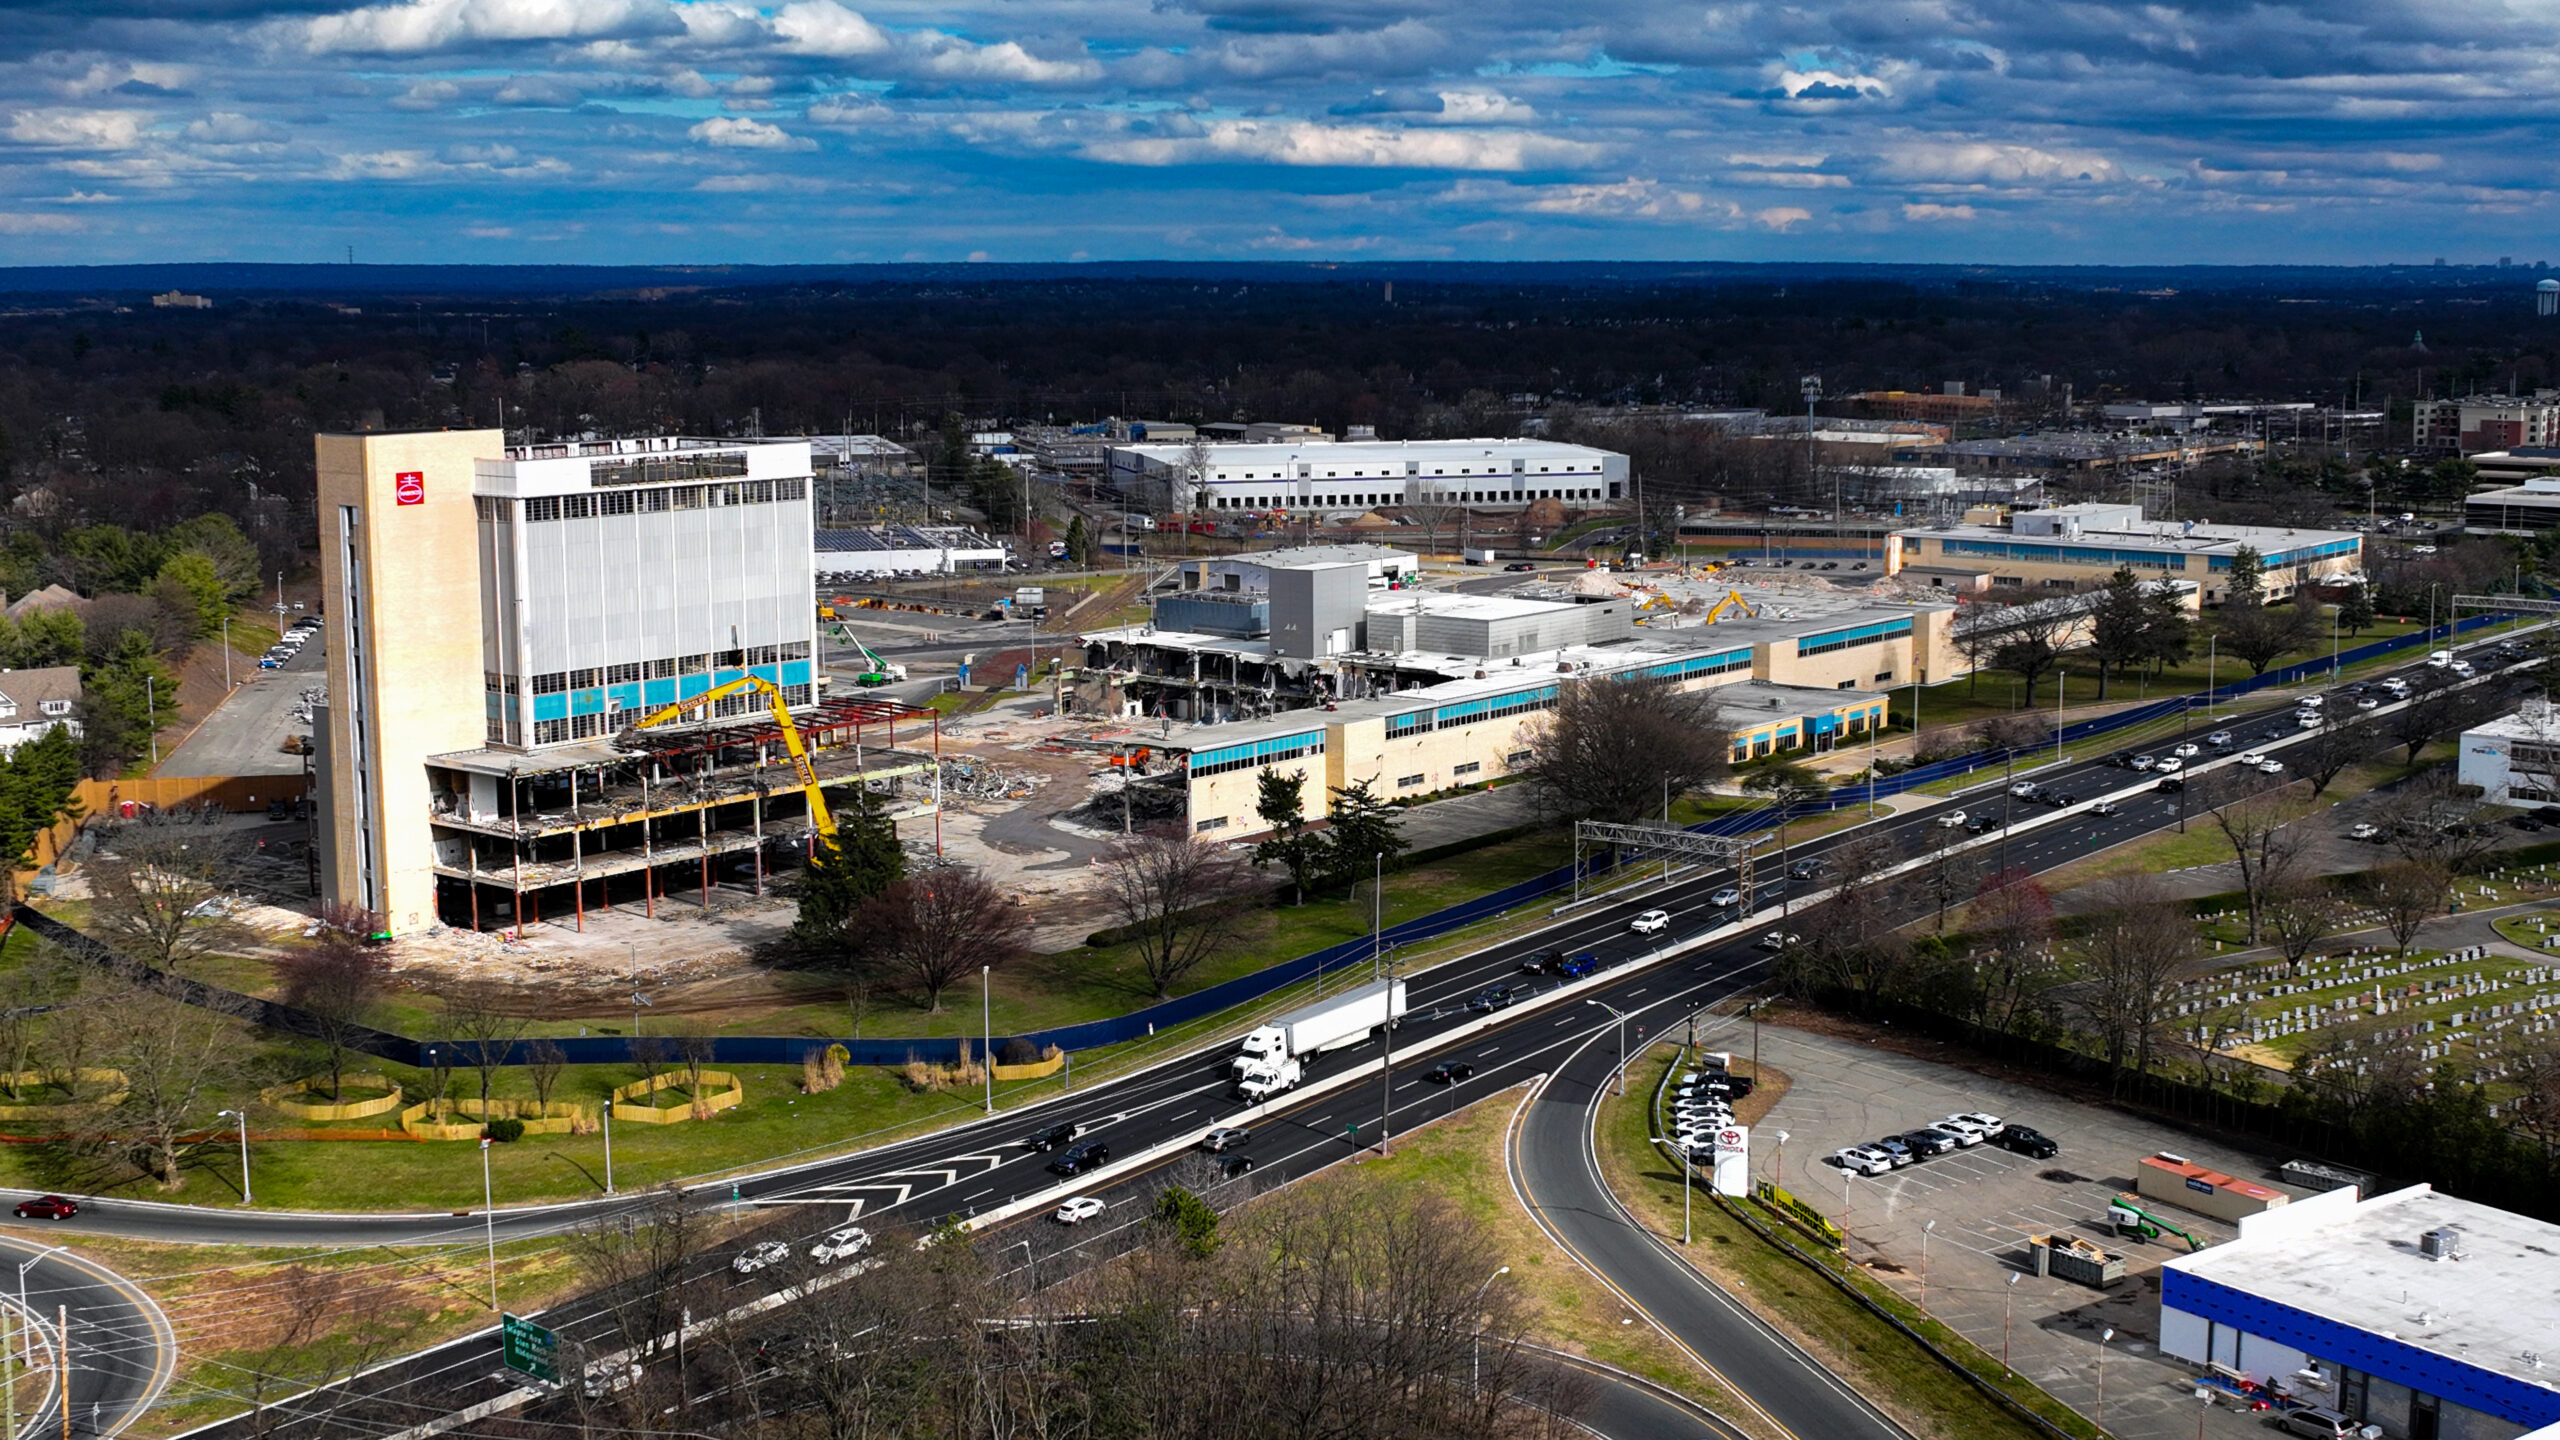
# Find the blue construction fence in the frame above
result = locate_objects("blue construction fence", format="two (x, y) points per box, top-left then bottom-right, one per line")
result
(11, 615), (2514, 1073)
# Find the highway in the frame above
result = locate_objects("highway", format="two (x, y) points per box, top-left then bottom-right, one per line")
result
(11, 627), (2535, 1440)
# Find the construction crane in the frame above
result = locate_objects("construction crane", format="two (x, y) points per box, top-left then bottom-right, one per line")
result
(1702, 591), (1761, 625)
(2107, 1193), (2206, 1252)
(626, 674), (839, 858)
(834, 628), (908, 688)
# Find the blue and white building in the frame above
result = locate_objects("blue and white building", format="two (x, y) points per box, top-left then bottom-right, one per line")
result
(1890, 502), (2363, 604)
(2160, 1184), (2560, 1439)
(1106, 436), (1629, 515)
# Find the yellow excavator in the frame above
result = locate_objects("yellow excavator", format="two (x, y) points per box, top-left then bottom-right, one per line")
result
(1702, 591), (1760, 625)
(626, 674), (840, 860)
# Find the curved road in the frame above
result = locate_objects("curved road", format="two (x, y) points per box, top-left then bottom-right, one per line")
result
(5, 630), (2533, 1440)
(0, 1235), (173, 1440)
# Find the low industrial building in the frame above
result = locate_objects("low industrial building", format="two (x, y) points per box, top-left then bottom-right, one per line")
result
(1083, 544), (1947, 833)
(814, 524), (1009, 579)
(2457, 702), (2560, 807)
(1889, 502), (2361, 604)
(315, 430), (943, 939)
(2159, 1184), (2560, 1439)
(2464, 474), (2560, 534)
(1106, 436), (1628, 515)
(1944, 433), (2263, 475)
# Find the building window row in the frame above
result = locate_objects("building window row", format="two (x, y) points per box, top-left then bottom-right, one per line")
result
(589, 451), (751, 486)
(1796, 618), (1914, 658)
(1209, 487), (1601, 510)
(521, 641), (811, 699)
(1189, 732), (1324, 778)
(518, 477), (806, 522)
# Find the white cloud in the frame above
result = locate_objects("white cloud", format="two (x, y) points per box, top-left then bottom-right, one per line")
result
(1901, 201), (1977, 221)
(1753, 206), (1812, 230)
(805, 95), (893, 127)
(909, 37), (1099, 85)
(0, 213), (82, 235)
(688, 116), (815, 150)
(184, 112), (287, 145)
(390, 79), (463, 110)
(1870, 139), (2120, 185)
(1432, 90), (1534, 125)
(1516, 177), (1713, 218)
(1085, 119), (1602, 172)
(695, 173), (818, 191)
(3, 109), (150, 150)
(302, 0), (677, 55)
(772, 0), (890, 58)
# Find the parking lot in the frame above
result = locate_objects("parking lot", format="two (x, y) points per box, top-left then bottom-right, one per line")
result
(1701, 1019), (2306, 1440)
(157, 625), (323, 779)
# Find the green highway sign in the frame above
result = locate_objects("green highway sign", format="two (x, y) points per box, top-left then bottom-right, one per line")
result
(500, 1313), (558, 1383)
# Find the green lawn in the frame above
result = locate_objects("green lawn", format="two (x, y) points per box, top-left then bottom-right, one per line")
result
(1601, 1043), (2100, 1440)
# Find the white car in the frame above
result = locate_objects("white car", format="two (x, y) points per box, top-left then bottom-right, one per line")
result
(2091, 800), (2120, 816)
(2130, 754), (2158, 772)
(1757, 931), (1798, 951)
(731, 1240), (791, 1275)
(2349, 822), (2381, 840)
(1936, 809), (1968, 827)
(2257, 759), (2286, 775)
(813, 1227), (872, 1264)
(1931, 1116), (1990, 1145)
(2204, 730), (2234, 746)
(2009, 781), (2040, 797)
(2357, 697), (2380, 710)
(2238, 751), (2265, 766)
(1632, 909), (1672, 935)
(2299, 695), (2324, 709)
(2452, 660), (2476, 677)
(1947, 1109), (2004, 1132)
(2297, 713), (2322, 730)
(2172, 742), (2200, 757)
(1054, 1197), (1106, 1225)
(1710, 886), (1744, 906)
(1832, 1145), (1893, 1176)
(2155, 756), (2183, 774)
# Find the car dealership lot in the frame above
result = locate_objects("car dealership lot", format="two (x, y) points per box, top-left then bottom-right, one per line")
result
(1709, 1020), (2303, 1440)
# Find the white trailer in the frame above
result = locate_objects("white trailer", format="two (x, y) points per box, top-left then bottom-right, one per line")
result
(1463, 547), (1500, 565)
(1232, 977), (1408, 1077)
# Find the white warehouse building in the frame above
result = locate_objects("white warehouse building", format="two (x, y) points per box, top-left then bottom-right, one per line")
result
(1107, 437), (1629, 515)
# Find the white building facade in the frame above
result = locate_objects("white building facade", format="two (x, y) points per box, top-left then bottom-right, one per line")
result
(1107, 437), (1628, 515)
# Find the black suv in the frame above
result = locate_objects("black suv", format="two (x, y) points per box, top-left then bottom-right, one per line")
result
(1467, 986), (1517, 1014)
(1989, 1124), (2057, 1158)
(1047, 1141), (1113, 1176)
(1022, 1122), (1083, 1152)
(1518, 949), (1566, 976)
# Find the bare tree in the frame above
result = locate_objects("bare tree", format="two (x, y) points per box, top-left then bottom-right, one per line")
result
(2198, 770), (2307, 944)
(2065, 873), (2202, 1084)
(1101, 827), (1255, 998)
(1781, 834), (1910, 1011)
(2496, 1028), (2560, 1160)
(85, 826), (250, 973)
(856, 866), (1027, 1012)
(2292, 713), (2370, 798)
(2379, 769), (2499, 873)
(524, 1039), (567, 1109)
(2263, 880), (2344, 977)
(1917, 822), (1982, 932)
(438, 979), (530, 1110)
(1519, 673), (1729, 823)
(234, 1265), (404, 1439)
(1402, 480), (1465, 555)
(2368, 859), (2450, 954)
(86, 977), (253, 1191)
(274, 904), (389, 1100)
(563, 1185), (710, 1425)
(679, 1033), (716, 1096)
(1969, 869), (2060, 1035)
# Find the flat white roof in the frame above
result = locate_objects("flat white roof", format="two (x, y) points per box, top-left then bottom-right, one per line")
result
(1115, 437), (1617, 465)
(2169, 1186), (2560, 1393)
(1367, 592), (1590, 622)
(1899, 517), (2359, 556)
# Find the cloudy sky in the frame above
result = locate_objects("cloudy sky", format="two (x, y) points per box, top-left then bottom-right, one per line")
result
(1, 0), (2554, 265)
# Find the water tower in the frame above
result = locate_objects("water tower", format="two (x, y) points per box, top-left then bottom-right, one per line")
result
(2538, 277), (2558, 316)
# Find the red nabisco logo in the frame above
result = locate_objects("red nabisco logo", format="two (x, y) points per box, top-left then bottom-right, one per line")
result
(395, 471), (425, 506)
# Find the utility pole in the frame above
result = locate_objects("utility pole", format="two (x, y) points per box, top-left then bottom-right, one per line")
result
(481, 1137), (498, 1311)
(981, 964), (994, 1115)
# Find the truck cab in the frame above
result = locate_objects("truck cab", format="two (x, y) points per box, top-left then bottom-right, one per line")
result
(1233, 1056), (1303, 1102)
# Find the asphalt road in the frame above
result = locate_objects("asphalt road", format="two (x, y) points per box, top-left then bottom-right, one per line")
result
(0, 1234), (174, 1440)
(25, 626), (2540, 1440)
(154, 634), (322, 781)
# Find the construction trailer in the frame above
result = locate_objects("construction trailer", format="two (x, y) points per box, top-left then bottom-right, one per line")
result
(423, 695), (940, 933)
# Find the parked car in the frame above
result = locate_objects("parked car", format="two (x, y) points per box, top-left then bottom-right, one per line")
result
(1047, 1141), (1113, 1176)
(1990, 1124), (2058, 1158)
(1201, 1126), (1252, 1152)
(1870, 1137), (1916, 1167)
(1426, 1060), (1475, 1084)
(2275, 1406), (2360, 1439)
(1503, 561), (1537, 572)
(12, 1195), (75, 1220)
(1054, 1197), (1105, 1225)
(813, 1227), (872, 1264)
(1930, 1115), (1991, 1145)
(1831, 1145), (1894, 1176)
(731, 1240), (791, 1275)
(1466, 985), (1517, 1013)
(1947, 1109), (2003, 1133)
(1899, 1127), (1960, 1158)
(1631, 909), (1671, 935)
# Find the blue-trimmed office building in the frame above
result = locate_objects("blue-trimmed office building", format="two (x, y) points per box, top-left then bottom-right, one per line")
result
(2160, 1185), (2560, 1440)
(1890, 502), (2362, 605)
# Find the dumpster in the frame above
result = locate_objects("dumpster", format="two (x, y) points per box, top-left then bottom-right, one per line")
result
(2030, 1233), (2126, 1288)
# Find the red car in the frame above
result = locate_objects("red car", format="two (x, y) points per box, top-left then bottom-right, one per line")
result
(13, 1195), (77, 1221)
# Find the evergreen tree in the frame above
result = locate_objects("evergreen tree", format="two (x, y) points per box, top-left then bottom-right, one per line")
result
(792, 793), (905, 951)
(1063, 515), (1094, 568)
(2086, 566), (2150, 699)
(1321, 778), (1407, 896)
(2225, 545), (2266, 604)
(1249, 769), (1324, 904)
(2337, 584), (2376, 638)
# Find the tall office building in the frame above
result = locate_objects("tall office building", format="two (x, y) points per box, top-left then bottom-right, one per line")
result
(316, 432), (916, 940)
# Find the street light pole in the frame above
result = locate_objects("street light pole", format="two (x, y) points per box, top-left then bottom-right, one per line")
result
(218, 1108), (250, 1205)
(480, 1137), (498, 1311)
(1378, 943), (1397, 1156)
(1470, 1265), (1510, 1396)
(2003, 1273), (2020, 1375)
(2097, 1327), (2115, 1428)
(1773, 1129), (1789, 1190)
(1920, 1219), (1934, 1313)
(1584, 999), (1628, 1095)
(982, 964), (994, 1116)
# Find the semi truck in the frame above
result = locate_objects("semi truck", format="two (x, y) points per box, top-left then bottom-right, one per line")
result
(1230, 977), (1408, 1102)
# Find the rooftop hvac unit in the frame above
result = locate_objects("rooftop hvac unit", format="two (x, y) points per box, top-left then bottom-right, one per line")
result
(2420, 1226), (2464, 1262)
